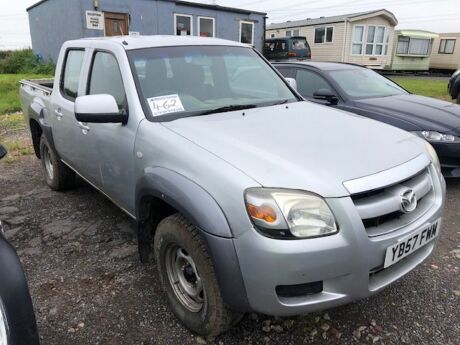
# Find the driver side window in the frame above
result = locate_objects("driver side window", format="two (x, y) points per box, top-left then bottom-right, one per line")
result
(295, 69), (331, 98)
(88, 52), (127, 111)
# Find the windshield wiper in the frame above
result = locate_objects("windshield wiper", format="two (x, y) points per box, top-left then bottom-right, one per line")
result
(195, 104), (257, 116)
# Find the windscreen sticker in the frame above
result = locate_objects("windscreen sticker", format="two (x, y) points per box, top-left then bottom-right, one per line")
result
(147, 94), (185, 116)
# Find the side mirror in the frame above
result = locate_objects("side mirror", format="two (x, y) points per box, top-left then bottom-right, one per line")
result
(313, 88), (339, 105)
(284, 77), (297, 91)
(75, 94), (127, 123)
(0, 144), (7, 160)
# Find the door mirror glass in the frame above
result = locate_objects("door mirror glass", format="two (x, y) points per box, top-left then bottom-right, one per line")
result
(75, 94), (127, 123)
(0, 144), (7, 160)
(313, 88), (338, 105)
(284, 77), (297, 91)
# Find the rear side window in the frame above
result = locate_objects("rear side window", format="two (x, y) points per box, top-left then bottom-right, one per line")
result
(88, 52), (126, 111)
(61, 49), (84, 101)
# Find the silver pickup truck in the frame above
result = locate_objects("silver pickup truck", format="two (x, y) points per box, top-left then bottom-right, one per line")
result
(20, 35), (445, 336)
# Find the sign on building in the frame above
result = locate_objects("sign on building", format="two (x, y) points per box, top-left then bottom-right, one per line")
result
(86, 11), (104, 30)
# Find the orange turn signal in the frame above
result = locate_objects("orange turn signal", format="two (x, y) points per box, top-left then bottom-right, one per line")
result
(247, 203), (277, 223)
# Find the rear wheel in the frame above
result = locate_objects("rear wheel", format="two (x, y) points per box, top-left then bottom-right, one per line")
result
(39, 135), (75, 190)
(154, 214), (241, 336)
(456, 93), (460, 104)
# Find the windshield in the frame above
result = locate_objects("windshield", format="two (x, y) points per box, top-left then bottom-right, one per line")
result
(128, 45), (297, 120)
(328, 69), (408, 99)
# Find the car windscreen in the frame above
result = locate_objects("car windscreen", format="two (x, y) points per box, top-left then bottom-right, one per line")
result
(128, 45), (297, 120)
(328, 68), (407, 99)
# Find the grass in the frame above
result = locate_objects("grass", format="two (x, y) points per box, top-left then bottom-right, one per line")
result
(389, 76), (452, 102)
(0, 73), (52, 114)
(0, 73), (51, 162)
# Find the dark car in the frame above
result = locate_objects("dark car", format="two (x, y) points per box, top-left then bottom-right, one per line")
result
(264, 36), (311, 61)
(0, 144), (40, 345)
(273, 61), (460, 177)
(448, 70), (460, 104)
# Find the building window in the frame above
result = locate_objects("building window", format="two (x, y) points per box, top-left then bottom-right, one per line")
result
(293, 29), (300, 36)
(174, 14), (192, 36)
(240, 21), (254, 45)
(286, 30), (292, 37)
(439, 39), (456, 54)
(397, 36), (431, 55)
(198, 16), (215, 37)
(366, 26), (386, 55)
(353, 25), (388, 55)
(352, 25), (364, 54)
(314, 26), (333, 43)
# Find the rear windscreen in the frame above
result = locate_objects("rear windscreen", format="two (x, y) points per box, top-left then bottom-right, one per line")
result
(291, 38), (308, 50)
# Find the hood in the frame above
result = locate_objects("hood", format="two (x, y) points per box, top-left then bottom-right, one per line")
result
(355, 94), (460, 134)
(163, 102), (426, 197)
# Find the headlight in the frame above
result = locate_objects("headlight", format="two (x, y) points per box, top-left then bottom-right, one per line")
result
(414, 130), (460, 143)
(0, 299), (8, 345)
(245, 188), (338, 239)
(425, 141), (442, 175)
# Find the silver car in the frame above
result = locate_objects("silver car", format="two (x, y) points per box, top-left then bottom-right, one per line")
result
(20, 36), (445, 336)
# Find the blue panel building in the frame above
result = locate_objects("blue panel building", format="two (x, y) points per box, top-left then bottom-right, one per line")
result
(27, 0), (267, 61)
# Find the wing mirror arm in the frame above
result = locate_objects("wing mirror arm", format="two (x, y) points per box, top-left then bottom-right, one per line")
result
(313, 89), (339, 105)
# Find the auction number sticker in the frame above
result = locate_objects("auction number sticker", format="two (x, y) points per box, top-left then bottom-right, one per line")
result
(147, 94), (185, 116)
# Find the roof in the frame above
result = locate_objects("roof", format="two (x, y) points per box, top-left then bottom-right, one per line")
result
(272, 61), (363, 71)
(267, 9), (398, 30)
(27, 0), (266, 15)
(67, 35), (248, 51)
(396, 30), (439, 39)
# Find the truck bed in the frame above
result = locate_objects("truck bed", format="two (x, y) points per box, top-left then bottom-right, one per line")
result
(19, 78), (54, 96)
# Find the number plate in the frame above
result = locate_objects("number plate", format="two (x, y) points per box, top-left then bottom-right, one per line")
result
(383, 219), (440, 268)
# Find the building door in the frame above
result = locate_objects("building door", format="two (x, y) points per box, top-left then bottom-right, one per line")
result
(104, 12), (129, 36)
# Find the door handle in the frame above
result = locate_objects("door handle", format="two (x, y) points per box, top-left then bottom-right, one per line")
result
(54, 108), (63, 118)
(77, 122), (90, 133)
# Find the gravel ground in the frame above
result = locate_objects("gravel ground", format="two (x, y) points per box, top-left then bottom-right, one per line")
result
(0, 153), (459, 345)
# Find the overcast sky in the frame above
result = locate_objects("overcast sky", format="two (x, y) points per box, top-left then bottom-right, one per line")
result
(1, 0), (459, 50)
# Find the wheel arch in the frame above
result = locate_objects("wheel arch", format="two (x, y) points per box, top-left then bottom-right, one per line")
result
(135, 168), (251, 312)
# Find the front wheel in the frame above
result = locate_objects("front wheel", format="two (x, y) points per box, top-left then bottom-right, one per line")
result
(154, 214), (241, 336)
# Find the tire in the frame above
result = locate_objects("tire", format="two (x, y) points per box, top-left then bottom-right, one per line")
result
(154, 213), (241, 336)
(39, 135), (75, 191)
(457, 93), (460, 104)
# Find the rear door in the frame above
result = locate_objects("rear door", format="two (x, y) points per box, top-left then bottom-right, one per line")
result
(50, 48), (86, 168)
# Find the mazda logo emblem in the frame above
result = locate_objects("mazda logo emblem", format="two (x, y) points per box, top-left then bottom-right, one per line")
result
(400, 189), (417, 213)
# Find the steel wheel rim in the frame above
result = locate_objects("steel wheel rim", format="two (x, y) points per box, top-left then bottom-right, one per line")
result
(165, 244), (204, 312)
(43, 145), (54, 179)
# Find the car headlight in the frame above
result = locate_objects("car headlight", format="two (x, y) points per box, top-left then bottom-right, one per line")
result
(0, 299), (8, 345)
(414, 130), (460, 143)
(424, 141), (442, 175)
(245, 188), (338, 239)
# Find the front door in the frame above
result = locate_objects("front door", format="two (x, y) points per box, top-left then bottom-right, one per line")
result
(84, 50), (138, 214)
(104, 12), (129, 36)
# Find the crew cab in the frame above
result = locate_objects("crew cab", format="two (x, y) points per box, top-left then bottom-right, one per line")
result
(20, 35), (445, 336)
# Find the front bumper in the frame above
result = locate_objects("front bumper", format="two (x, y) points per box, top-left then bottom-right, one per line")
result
(432, 141), (460, 177)
(233, 175), (445, 316)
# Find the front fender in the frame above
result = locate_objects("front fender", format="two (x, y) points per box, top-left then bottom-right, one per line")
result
(135, 168), (251, 311)
(0, 234), (40, 345)
(136, 167), (232, 238)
